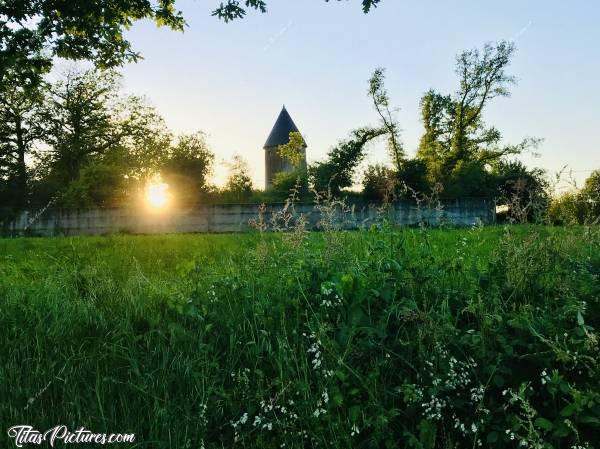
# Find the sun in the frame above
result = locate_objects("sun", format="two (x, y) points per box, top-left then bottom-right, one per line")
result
(145, 176), (169, 208)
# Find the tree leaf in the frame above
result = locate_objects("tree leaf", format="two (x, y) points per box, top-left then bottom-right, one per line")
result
(534, 417), (553, 431)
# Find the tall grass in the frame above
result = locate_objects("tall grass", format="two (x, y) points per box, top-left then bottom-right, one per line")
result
(1, 225), (599, 448)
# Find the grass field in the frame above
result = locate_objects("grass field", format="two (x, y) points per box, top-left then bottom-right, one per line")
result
(1, 226), (599, 448)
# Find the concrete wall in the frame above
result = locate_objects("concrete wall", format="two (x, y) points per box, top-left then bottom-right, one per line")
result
(7, 199), (495, 236)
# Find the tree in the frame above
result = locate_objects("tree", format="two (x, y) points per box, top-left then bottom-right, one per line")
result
(0, 76), (44, 209)
(581, 170), (600, 201)
(113, 95), (172, 186)
(160, 132), (215, 206)
(449, 41), (517, 164)
(41, 70), (126, 185)
(443, 160), (494, 198)
(278, 132), (306, 169)
(41, 69), (166, 178)
(270, 169), (310, 200)
(492, 160), (549, 222)
(416, 90), (455, 182)
(59, 148), (130, 208)
(416, 41), (540, 196)
(547, 169), (599, 225)
(32, 68), (171, 207)
(310, 126), (386, 194)
(361, 164), (395, 201)
(396, 159), (430, 196)
(578, 170), (600, 222)
(368, 68), (405, 172)
(224, 154), (253, 201)
(0, 1), (185, 85)
(548, 191), (587, 225)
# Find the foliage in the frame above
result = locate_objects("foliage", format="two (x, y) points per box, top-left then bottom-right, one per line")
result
(368, 68), (405, 171)
(213, 0), (382, 22)
(278, 132), (306, 169)
(362, 160), (431, 202)
(310, 127), (386, 194)
(0, 41), (560, 213)
(580, 170), (600, 220)
(549, 192), (588, 225)
(361, 163), (396, 201)
(1, 0), (383, 85)
(271, 170), (310, 200)
(493, 160), (550, 223)
(223, 154), (254, 202)
(1, 225), (599, 448)
(415, 41), (541, 197)
(59, 149), (130, 209)
(27, 68), (174, 208)
(0, 0), (185, 85)
(397, 158), (431, 198)
(0, 75), (44, 212)
(0, 67), (217, 210)
(40, 69), (128, 185)
(160, 132), (215, 206)
(443, 160), (494, 198)
(549, 171), (600, 225)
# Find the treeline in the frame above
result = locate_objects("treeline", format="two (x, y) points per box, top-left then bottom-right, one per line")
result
(276, 41), (543, 202)
(269, 41), (598, 224)
(0, 69), (221, 215)
(1, 41), (598, 225)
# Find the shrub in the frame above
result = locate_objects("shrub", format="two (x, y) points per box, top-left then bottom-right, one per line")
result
(549, 192), (587, 224)
(397, 158), (431, 197)
(549, 171), (600, 225)
(361, 163), (395, 201)
(270, 169), (310, 200)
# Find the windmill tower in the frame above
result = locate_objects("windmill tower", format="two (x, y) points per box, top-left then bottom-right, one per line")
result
(263, 106), (307, 189)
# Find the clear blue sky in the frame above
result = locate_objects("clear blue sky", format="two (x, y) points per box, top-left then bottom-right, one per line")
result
(115, 0), (599, 189)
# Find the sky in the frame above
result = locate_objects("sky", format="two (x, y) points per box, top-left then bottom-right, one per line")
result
(112, 0), (599, 189)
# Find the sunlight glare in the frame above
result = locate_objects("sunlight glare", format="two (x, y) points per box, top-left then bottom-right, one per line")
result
(146, 176), (169, 208)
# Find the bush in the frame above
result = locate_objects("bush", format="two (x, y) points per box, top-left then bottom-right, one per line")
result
(493, 160), (550, 223)
(60, 156), (129, 208)
(361, 164), (395, 201)
(580, 170), (600, 221)
(444, 160), (495, 198)
(270, 169), (310, 200)
(549, 171), (600, 225)
(549, 192), (587, 224)
(397, 158), (431, 197)
(221, 154), (254, 202)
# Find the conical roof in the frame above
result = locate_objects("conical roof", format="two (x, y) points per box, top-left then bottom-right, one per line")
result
(263, 106), (303, 148)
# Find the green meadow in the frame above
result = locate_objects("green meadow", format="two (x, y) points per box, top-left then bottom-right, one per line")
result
(1, 226), (599, 448)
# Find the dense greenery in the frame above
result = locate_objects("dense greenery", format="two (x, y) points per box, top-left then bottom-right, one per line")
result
(362, 42), (545, 204)
(1, 40), (597, 228)
(549, 171), (600, 225)
(0, 0), (185, 86)
(0, 68), (219, 217)
(309, 127), (386, 195)
(1, 224), (599, 448)
(223, 154), (255, 202)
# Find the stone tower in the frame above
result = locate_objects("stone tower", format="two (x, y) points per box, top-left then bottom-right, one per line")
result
(263, 106), (307, 189)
